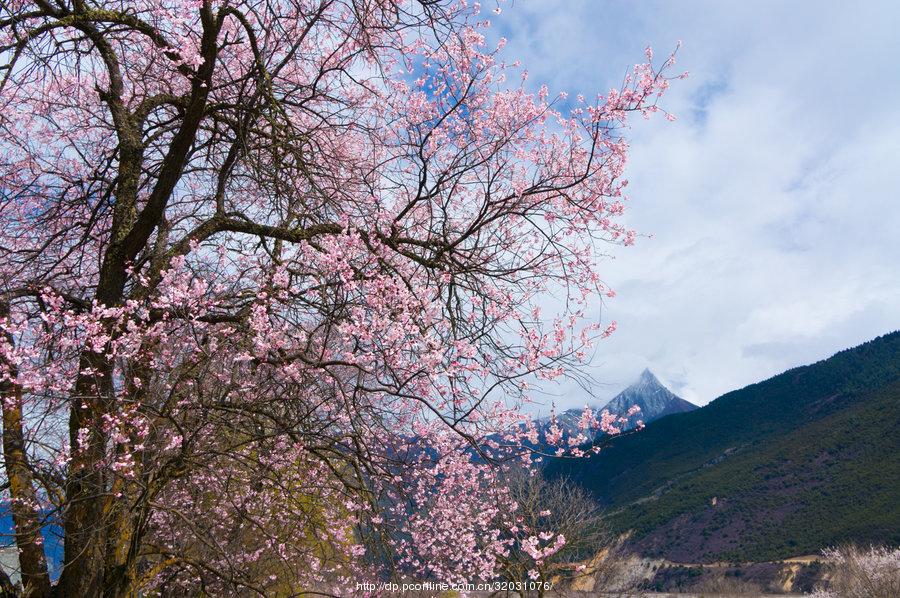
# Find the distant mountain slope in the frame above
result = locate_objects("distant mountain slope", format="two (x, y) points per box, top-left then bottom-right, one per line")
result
(603, 369), (697, 427)
(535, 370), (695, 444)
(544, 331), (900, 563)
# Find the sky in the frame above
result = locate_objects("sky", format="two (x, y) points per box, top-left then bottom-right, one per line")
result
(489, 1), (900, 408)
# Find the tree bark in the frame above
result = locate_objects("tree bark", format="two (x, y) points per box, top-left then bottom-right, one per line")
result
(0, 301), (51, 597)
(58, 10), (218, 590)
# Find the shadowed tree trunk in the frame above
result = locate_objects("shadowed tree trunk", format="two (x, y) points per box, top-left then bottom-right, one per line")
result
(0, 301), (50, 597)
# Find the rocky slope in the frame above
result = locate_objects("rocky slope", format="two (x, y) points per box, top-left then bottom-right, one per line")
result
(535, 369), (696, 443)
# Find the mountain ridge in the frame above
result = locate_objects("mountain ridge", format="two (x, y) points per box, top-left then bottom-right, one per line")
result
(534, 369), (697, 443)
(544, 331), (900, 562)
(602, 368), (698, 426)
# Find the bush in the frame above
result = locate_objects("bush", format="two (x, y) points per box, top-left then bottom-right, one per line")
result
(813, 545), (900, 598)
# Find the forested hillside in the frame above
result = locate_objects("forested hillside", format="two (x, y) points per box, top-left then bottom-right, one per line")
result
(545, 332), (900, 562)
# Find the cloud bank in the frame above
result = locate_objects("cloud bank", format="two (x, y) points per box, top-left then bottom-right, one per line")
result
(491, 1), (900, 406)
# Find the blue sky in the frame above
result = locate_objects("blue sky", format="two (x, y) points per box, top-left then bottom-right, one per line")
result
(489, 1), (900, 407)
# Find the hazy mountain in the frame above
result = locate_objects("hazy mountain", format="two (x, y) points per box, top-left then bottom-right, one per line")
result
(544, 331), (900, 563)
(602, 369), (697, 429)
(534, 369), (696, 444)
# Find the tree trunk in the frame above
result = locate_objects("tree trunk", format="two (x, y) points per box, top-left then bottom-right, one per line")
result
(0, 301), (51, 597)
(57, 349), (116, 597)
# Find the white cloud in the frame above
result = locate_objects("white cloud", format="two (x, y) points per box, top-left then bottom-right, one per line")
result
(491, 0), (900, 407)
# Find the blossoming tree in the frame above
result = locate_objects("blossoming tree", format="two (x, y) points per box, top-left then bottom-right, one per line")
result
(0, 0), (680, 595)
